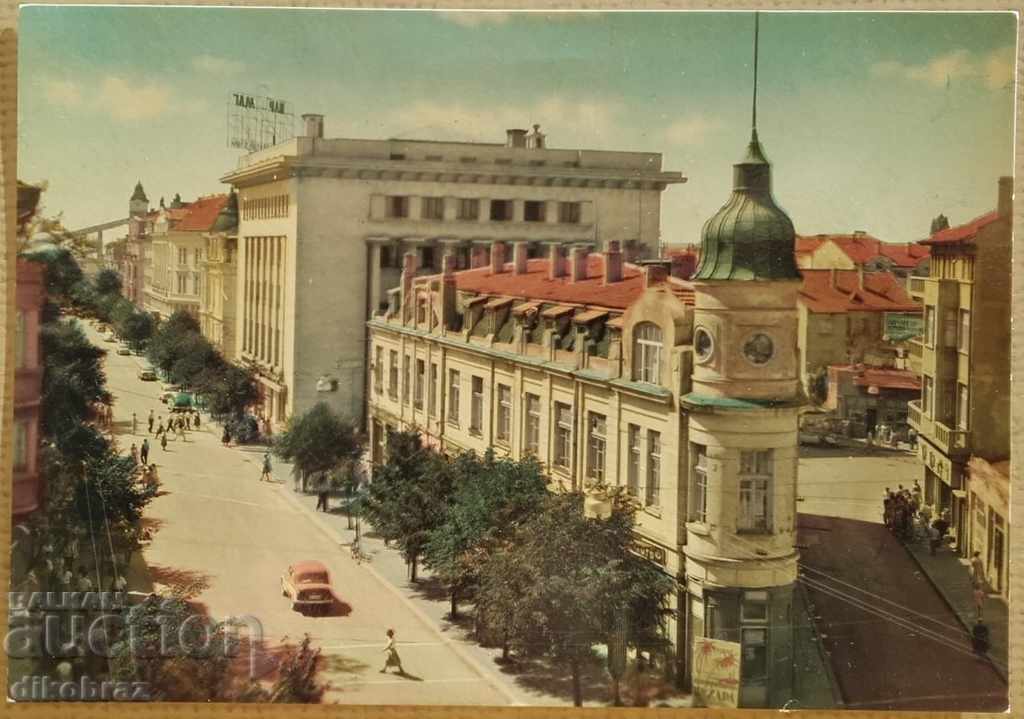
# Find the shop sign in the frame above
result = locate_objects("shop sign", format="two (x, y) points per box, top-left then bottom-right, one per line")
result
(692, 637), (741, 708)
(632, 539), (666, 566)
(884, 312), (924, 342)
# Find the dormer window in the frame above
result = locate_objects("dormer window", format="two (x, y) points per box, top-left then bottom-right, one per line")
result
(633, 322), (662, 384)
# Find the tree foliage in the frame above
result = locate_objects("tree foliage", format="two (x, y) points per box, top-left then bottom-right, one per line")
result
(273, 402), (364, 478)
(362, 431), (455, 581)
(40, 319), (110, 443)
(94, 268), (123, 296)
(474, 491), (675, 706)
(930, 213), (950, 235)
(23, 247), (83, 302)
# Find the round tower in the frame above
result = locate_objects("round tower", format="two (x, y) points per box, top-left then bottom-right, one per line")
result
(682, 16), (804, 710)
(129, 180), (148, 217)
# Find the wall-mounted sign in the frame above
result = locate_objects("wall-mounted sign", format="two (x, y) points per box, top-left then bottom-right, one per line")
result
(884, 312), (924, 342)
(632, 539), (666, 566)
(692, 637), (741, 708)
(227, 92), (295, 153)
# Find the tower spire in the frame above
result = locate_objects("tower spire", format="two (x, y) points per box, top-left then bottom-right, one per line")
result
(752, 12), (760, 132)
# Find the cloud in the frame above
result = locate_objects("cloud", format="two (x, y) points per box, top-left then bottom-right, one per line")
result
(192, 54), (245, 76)
(386, 96), (622, 147)
(664, 114), (720, 146)
(97, 76), (172, 121)
(439, 11), (512, 28)
(871, 46), (1014, 90)
(44, 79), (82, 108)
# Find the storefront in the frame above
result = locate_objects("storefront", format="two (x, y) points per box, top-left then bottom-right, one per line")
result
(966, 457), (1009, 599)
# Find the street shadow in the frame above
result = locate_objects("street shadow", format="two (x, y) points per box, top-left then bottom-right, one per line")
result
(391, 670), (424, 682)
(407, 575), (449, 603)
(304, 597), (352, 618)
(320, 653), (370, 676)
(147, 563), (213, 599)
(498, 650), (610, 705)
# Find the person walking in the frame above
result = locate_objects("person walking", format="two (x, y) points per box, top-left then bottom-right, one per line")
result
(132, 412), (138, 435)
(161, 432), (168, 451)
(260, 452), (273, 482)
(130, 443), (140, 466)
(155, 418), (165, 438)
(184, 413), (192, 430)
(140, 438), (150, 466)
(973, 583), (987, 620)
(148, 410), (155, 434)
(379, 629), (404, 674)
(316, 476), (329, 512)
(971, 551), (986, 587)
(222, 427), (232, 447)
(176, 420), (187, 442)
(193, 411), (201, 429)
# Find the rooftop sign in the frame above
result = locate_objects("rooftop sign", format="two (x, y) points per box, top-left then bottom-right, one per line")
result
(226, 92), (295, 153)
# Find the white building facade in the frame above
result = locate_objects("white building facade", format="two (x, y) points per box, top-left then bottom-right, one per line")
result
(221, 115), (685, 427)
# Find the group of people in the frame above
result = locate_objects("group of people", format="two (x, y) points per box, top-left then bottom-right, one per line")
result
(882, 481), (955, 556)
(92, 402), (113, 429)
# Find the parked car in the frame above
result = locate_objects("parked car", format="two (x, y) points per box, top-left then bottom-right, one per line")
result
(103, 334), (118, 343)
(138, 368), (158, 382)
(281, 561), (334, 615)
(117, 346), (132, 356)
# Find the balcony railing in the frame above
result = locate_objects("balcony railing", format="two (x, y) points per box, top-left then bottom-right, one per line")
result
(907, 400), (922, 430)
(908, 276), (925, 297)
(935, 420), (969, 455)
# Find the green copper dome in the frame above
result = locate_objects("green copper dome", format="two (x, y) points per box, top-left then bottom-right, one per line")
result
(692, 129), (801, 282)
(212, 191), (239, 233)
(130, 181), (148, 202)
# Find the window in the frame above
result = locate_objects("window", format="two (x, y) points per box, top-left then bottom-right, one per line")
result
(402, 355), (410, 404)
(422, 197), (444, 220)
(524, 200), (546, 222)
(942, 309), (957, 348)
(742, 591), (769, 622)
(387, 196), (409, 218)
(15, 311), (26, 369)
(177, 274), (187, 294)
(429, 364), (438, 417)
(956, 383), (969, 430)
(633, 323), (663, 384)
(490, 199), (513, 222)
(420, 246), (436, 271)
(414, 359), (425, 409)
(13, 420), (28, 470)
(958, 309), (971, 352)
(447, 369), (460, 424)
(554, 403), (573, 469)
(738, 450), (773, 532)
(457, 198), (480, 221)
(558, 202), (581, 224)
(646, 430), (661, 506)
(470, 376), (484, 434)
(374, 346), (383, 395)
(178, 248), (187, 265)
(741, 628), (768, 681)
(496, 384), (512, 443)
(691, 444), (708, 523)
(627, 425), (641, 496)
(586, 412), (607, 482)
(524, 393), (541, 455)
(388, 350), (399, 399)
(940, 380), (956, 425)
(924, 306), (935, 346)
(922, 375), (934, 416)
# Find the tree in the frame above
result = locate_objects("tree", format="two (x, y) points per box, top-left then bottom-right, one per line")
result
(474, 491), (675, 706)
(40, 319), (110, 441)
(23, 247), (83, 302)
(94, 268), (123, 297)
(198, 362), (259, 419)
(146, 310), (203, 375)
(930, 213), (950, 234)
(168, 334), (218, 387)
(362, 431), (455, 581)
(273, 403), (364, 489)
(118, 310), (156, 350)
(267, 634), (327, 703)
(423, 452), (548, 619)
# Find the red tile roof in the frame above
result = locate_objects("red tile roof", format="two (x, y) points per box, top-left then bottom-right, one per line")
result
(797, 233), (930, 268)
(174, 194), (229, 232)
(799, 270), (920, 313)
(921, 210), (999, 246)
(848, 367), (922, 391)
(448, 254), (693, 310)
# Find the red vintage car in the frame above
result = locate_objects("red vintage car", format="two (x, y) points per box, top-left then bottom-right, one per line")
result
(281, 560), (334, 615)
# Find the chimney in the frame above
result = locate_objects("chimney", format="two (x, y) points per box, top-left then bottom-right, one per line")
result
(830, 267), (837, 289)
(998, 176), (1013, 220)
(527, 124), (546, 149)
(857, 266), (865, 291)
(401, 250), (417, 311)
(302, 113), (324, 139)
(603, 241), (622, 285)
(506, 129), (528, 148)
(513, 241), (529, 275)
(490, 242), (507, 274)
(642, 262), (669, 289)
(441, 255), (457, 331)
(570, 245), (590, 283)
(548, 244), (566, 280)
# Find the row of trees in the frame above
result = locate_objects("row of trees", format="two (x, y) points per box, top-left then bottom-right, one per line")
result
(360, 431), (674, 706)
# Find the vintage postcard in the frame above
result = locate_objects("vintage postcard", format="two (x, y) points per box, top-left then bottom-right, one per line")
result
(6, 5), (1016, 712)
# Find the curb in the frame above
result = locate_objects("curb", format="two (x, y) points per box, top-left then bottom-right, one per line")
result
(898, 539), (1007, 682)
(274, 483), (527, 706)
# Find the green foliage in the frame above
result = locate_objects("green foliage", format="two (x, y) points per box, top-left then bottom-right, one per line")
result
(118, 310), (155, 350)
(423, 451), (548, 615)
(196, 362), (259, 418)
(273, 402), (364, 478)
(930, 213), (950, 234)
(94, 268), (123, 296)
(474, 491), (675, 706)
(362, 431), (455, 580)
(40, 319), (110, 441)
(77, 450), (158, 529)
(23, 247), (83, 301)
(168, 333), (218, 387)
(267, 634), (327, 703)
(146, 310), (204, 374)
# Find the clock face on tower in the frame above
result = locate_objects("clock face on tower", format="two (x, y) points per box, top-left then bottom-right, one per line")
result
(694, 327), (714, 363)
(742, 332), (775, 365)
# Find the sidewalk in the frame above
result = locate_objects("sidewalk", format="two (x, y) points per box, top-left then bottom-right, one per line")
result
(902, 537), (1008, 679)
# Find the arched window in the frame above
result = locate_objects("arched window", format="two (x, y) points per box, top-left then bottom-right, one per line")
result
(633, 322), (663, 384)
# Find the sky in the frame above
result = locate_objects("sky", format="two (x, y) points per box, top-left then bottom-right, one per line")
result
(18, 8), (1017, 246)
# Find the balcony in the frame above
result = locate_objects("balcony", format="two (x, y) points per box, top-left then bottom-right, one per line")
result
(934, 420), (969, 456)
(907, 400), (922, 431)
(908, 276), (925, 299)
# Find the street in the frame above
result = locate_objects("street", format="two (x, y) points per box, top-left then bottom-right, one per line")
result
(797, 445), (920, 523)
(85, 322), (515, 705)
